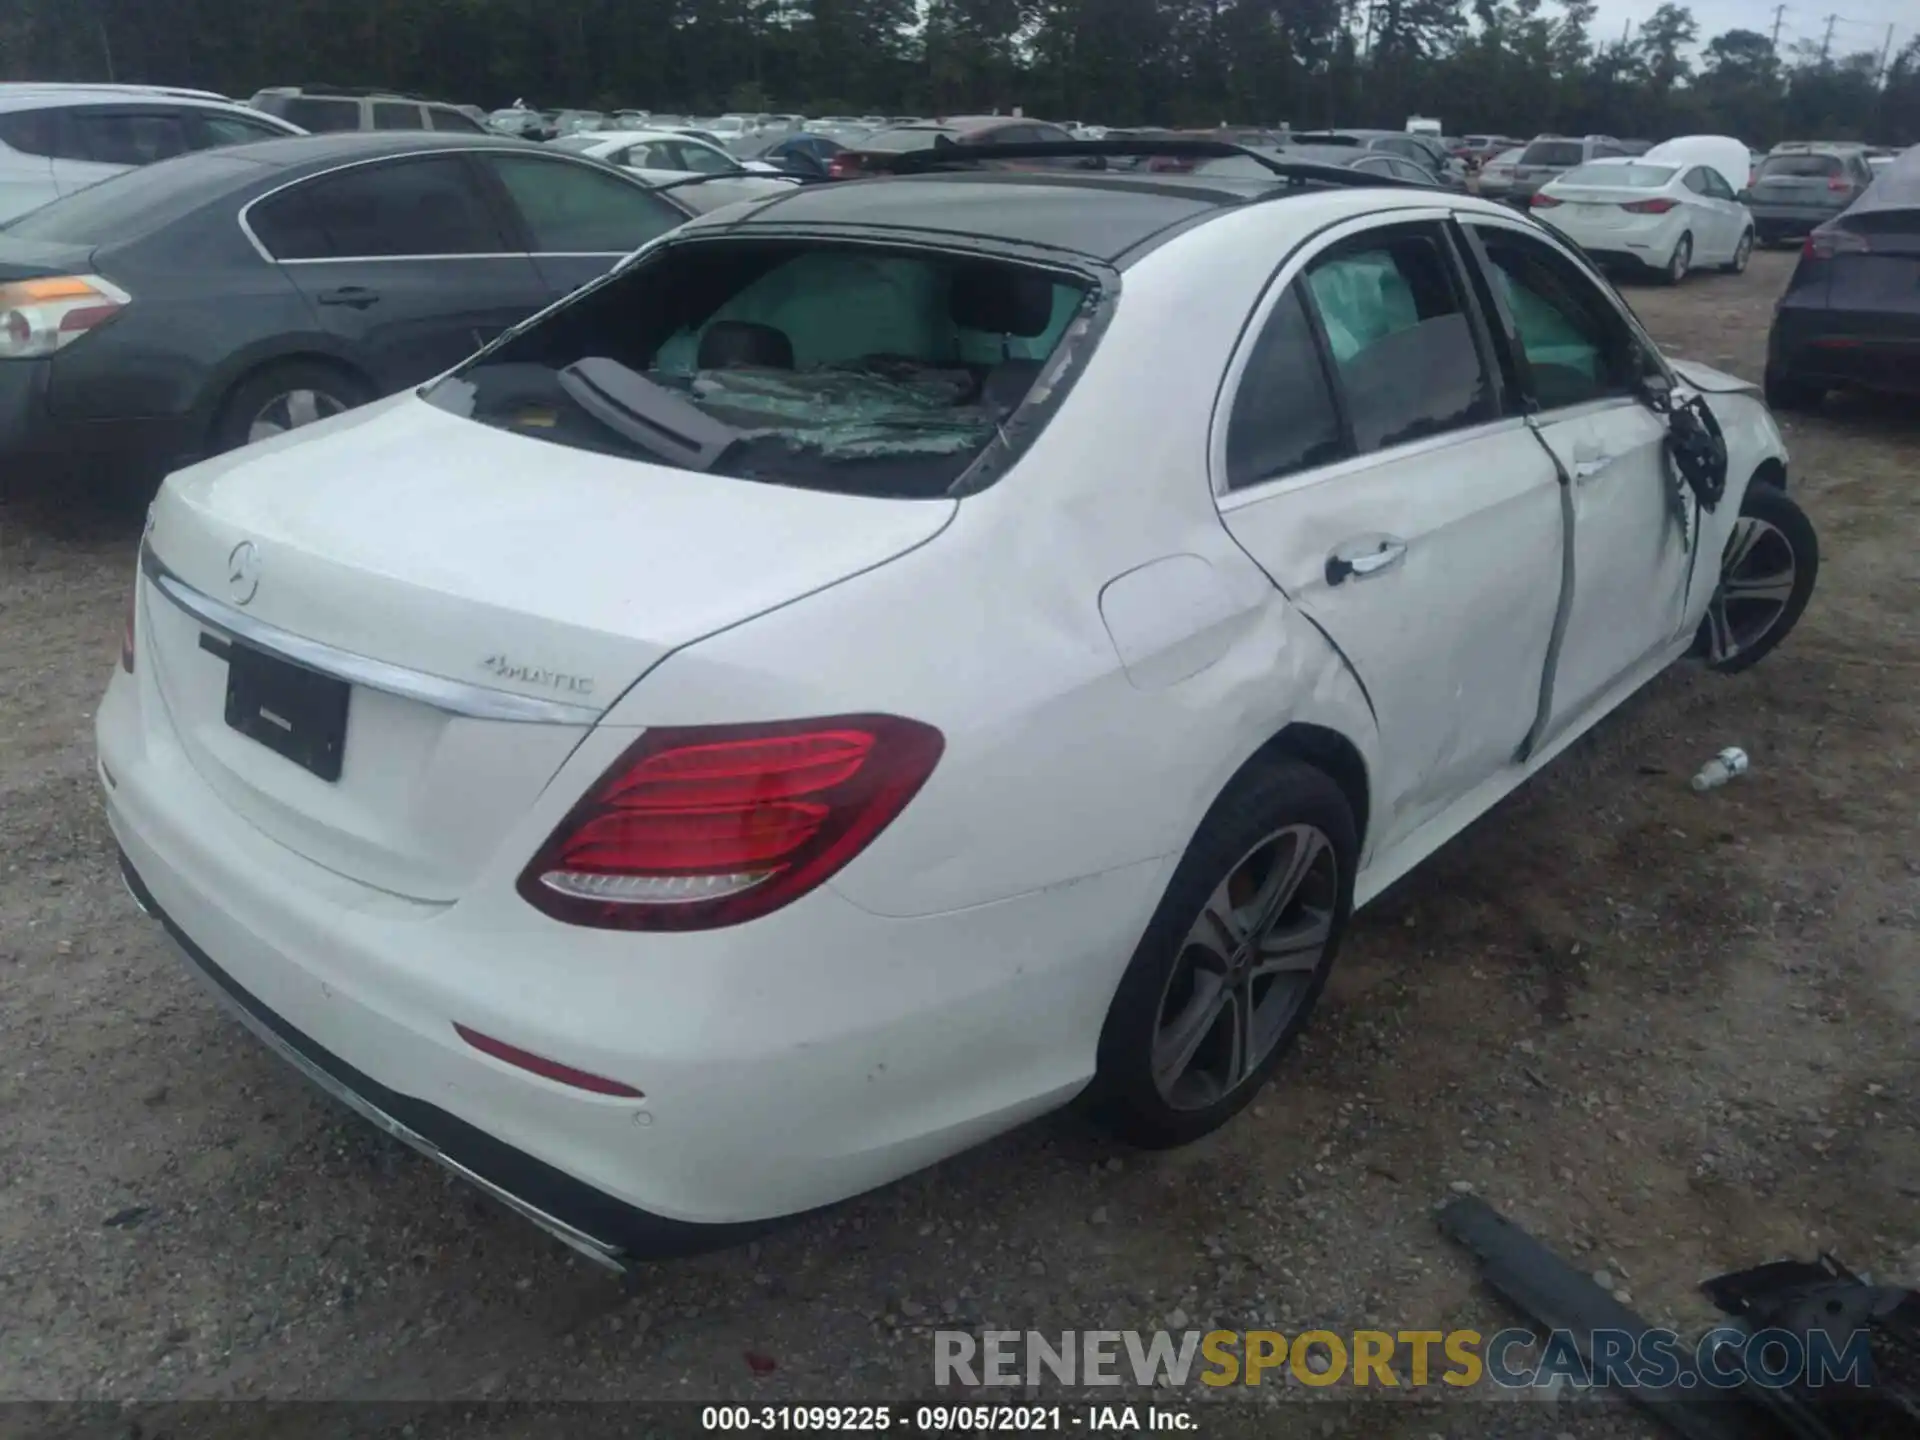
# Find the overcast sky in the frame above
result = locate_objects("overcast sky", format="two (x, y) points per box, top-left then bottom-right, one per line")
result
(1587, 0), (1911, 62)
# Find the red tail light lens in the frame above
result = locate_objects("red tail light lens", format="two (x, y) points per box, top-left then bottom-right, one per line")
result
(520, 715), (944, 930)
(1827, 176), (1850, 192)
(827, 154), (859, 179)
(1621, 198), (1678, 214)
(120, 587), (136, 672)
(1530, 194), (1561, 208)
(1804, 228), (1869, 259)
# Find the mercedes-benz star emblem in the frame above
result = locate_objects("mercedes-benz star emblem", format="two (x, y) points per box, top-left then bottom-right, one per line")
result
(227, 541), (261, 606)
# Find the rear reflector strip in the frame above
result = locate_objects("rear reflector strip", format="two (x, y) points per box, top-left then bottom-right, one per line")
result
(453, 1023), (644, 1097)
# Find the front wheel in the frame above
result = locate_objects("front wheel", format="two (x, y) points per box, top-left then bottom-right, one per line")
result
(1662, 233), (1693, 285)
(1092, 759), (1357, 1149)
(1722, 229), (1753, 274)
(1694, 483), (1819, 674)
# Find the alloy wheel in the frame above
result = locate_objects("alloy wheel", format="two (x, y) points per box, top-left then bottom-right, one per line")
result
(248, 388), (348, 444)
(1151, 824), (1338, 1111)
(1732, 232), (1752, 272)
(1668, 236), (1692, 283)
(1704, 516), (1797, 665)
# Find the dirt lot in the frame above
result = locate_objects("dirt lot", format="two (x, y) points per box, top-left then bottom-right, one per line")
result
(2, 250), (1916, 1438)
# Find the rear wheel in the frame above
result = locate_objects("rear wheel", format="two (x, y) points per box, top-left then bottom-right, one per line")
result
(211, 360), (371, 455)
(1093, 759), (1357, 1149)
(1722, 229), (1753, 274)
(1662, 233), (1693, 285)
(1694, 483), (1819, 674)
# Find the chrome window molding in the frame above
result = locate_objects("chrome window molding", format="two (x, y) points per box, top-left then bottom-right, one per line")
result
(140, 541), (600, 725)
(234, 144), (667, 264)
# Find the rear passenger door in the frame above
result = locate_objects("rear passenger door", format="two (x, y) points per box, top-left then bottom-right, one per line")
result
(1458, 217), (1689, 737)
(248, 154), (549, 388)
(475, 152), (685, 297)
(1214, 216), (1565, 847)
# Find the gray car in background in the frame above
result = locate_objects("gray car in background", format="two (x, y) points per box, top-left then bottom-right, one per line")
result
(1748, 144), (1877, 245)
(1505, 134), (1633, 204)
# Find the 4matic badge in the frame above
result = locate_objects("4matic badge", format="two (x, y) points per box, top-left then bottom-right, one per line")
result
(479, 654), (595, 697)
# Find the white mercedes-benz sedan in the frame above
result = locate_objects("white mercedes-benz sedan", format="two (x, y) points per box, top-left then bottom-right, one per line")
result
(99, 147), (1817, 1267)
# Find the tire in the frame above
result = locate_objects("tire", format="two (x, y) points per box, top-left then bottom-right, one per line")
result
(1662, 233), (1693, 285)
(1092, 759), (1358, 1149)
(1764, 365), (1824, 412)
(1722, 229), (1753, 274)
(1693, 483), (1819, 675)
(210, 360), (372, 455)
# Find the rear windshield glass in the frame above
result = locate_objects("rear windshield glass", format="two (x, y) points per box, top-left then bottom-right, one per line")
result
(855, 127), (957, 153)
(1561, 163), (1674, 187)
(1521, 141), (1584, 167)
(1, 152), (259, 243)
(1759, 154), (1843, 179)
(425, 240), (1095, 499)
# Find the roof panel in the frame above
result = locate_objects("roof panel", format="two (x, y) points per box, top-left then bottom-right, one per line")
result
(703, 172), (1251, 261)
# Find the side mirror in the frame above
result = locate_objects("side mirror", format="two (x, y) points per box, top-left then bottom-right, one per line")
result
(1639, 367), (1675, 408)
(1737, 189), (1752, 204)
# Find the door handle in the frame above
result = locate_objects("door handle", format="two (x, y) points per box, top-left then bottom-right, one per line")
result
(1325, 539), (1408, 586)
(1572, 455), (1618, 482)
(315, 286), (380, 310)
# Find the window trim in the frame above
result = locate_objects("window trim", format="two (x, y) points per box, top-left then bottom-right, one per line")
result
(1292, 219), (1506, 463)
(1210, 204), (1507, 501)
(236, 146), (679, 263)
(1452, 209), (1674, 414)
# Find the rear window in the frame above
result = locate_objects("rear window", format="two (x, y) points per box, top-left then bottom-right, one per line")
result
(855, 127), (957, 153)
(1560, 164), (1674, 187)
(1521, 141), (1584, 167)
(425, 240), (1096, 499)
(1758, 154), (1843, 179)
(258, 95), (361, 133)
(1, 152), (259, 243)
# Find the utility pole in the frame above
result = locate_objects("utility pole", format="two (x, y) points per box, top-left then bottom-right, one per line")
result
(1769, 4), (1788, 52)
(97, 19), (116, 81)
(1818, 12), (1838, 65)
(1877, 22), (1896, 83)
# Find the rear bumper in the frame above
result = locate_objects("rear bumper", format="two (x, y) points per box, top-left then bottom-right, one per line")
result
(1769, 307), (1920, 395)
(0, 357), (197, 489)
(1750, 206), (1842, 239)
(96, 653), (1159, 1258)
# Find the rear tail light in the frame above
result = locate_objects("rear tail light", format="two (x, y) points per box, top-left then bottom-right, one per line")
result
(0, 275), (131, 359)
(1804, 228), (1869, 259)
(1621, 198), (1678, 214)
(827, 154), (859, 179)
(1530, 194), (1562, 208)
(520, 715), (944, 930)
(1827, 176), (1851, 192)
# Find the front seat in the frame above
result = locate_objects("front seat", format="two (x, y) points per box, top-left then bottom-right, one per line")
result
(949, 264), (1056, 415)
(697, 320), (795, 370)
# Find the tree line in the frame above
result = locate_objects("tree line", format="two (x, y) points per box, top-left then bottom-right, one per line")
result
(3, 0), (1917, 145)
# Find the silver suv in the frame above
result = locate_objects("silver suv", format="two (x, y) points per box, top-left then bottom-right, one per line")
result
(1507, 134), (1633, 204)
(248, 87), (489, 136)
(0, 87), (303, 223)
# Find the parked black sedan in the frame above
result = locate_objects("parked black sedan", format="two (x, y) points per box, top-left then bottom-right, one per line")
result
(1765, 145), (1920, 410)
(0, 131), (690, 495)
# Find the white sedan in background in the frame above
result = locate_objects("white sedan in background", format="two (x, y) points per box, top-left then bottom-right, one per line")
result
(1531, 136), (1755, 283)
(551, 129), (797, 213)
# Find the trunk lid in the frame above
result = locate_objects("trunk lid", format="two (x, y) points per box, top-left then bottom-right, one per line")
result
(0, 238), (97, 284)
(141, 393), (956, 901)
(1539, 185), (1659, 230)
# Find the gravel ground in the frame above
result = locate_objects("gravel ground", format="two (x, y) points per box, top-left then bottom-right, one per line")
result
(2, 250), (1916, 1440)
